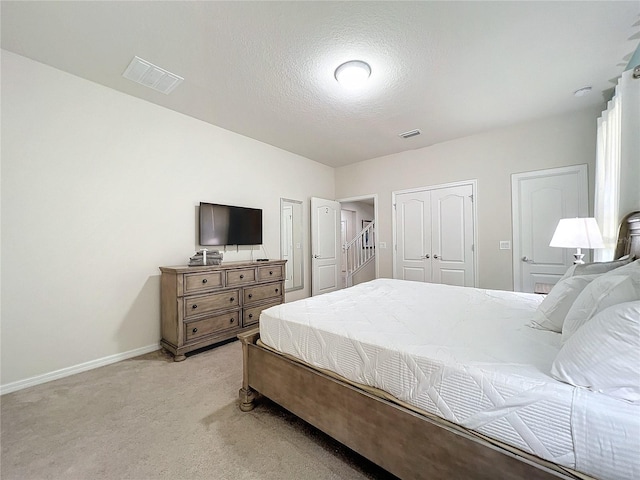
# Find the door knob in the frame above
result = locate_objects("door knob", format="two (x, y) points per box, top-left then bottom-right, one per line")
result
(522, 256), (533, 263)
(433, 254), (440, 259)
(313, 254), (321, 259)
(421, 254), (430, 259)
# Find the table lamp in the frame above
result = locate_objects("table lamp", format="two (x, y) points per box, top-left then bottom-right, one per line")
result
(549, 217), (604, 264)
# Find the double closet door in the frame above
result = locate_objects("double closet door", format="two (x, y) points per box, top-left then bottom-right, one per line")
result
(394, 182), (476, 287)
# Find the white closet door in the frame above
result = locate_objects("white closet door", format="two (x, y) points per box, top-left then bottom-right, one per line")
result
(394, 192), (432, 282)
(394, 182), (476, 287)
(431, 184), (475, 287)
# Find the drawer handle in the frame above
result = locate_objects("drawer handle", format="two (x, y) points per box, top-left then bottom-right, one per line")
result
(202, 278), (207, 284)
(240, 274), (244, 279)
(229, 318), (234, 324)
(275, 288), (279, 293)
(248, 293), (253, 299)
(248, 313), (253, 319)
(192, 327), (198, 333)
(192, 304), (198, 309)
(230, 297), (235, 302)
(269, 271), (273, 275)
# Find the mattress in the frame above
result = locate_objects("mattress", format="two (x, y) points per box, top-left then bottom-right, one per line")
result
(259, 278), (640, 480)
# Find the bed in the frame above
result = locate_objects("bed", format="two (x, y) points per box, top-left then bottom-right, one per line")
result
(238, 213), (640, 480)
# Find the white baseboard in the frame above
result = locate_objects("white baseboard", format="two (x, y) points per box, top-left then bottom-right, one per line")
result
(0, 343), (161, 395)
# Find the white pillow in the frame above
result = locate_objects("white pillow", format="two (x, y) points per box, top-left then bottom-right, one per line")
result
(608, 258), (640, 274)
(558, 256), (634, 282)
(529, 274), (599, 332)
(551, 301), (640, 402)
(561, 268), (640, 343)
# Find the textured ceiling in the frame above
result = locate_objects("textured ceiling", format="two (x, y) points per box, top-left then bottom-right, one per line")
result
(2, 1), (639, 167)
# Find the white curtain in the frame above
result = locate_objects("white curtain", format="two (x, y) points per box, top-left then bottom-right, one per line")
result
(594, 82), (622, 262)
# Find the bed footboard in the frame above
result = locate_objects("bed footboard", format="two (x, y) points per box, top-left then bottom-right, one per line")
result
(237, 329), (574, 480)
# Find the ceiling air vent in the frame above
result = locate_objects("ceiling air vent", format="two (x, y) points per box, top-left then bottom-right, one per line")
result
(399, 129), (421, 139)
(122, 56), (183, 95)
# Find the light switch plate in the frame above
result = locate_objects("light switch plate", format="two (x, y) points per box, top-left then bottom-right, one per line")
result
(379, 242), (387, 249)
(499, 241), (511, 250)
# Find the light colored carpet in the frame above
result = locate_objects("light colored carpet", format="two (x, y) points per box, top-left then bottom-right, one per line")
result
(1, 340), (396, 480)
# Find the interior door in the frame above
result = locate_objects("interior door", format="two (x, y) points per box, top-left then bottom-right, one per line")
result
(394, 191), (432, 282)
(311, 197), (341, 296)
(431, 184), (475, 286)
(512, 165), (588, 292)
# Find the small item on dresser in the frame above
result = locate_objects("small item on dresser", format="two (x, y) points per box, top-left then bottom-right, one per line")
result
(188, 250), (223, 266)
(256, 258), (269, 262)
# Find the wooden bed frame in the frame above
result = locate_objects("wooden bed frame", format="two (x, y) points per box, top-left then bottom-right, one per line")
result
(237, 330), (574, 480)
(615, 210), (640, 259)
(237, 212), (640, 480)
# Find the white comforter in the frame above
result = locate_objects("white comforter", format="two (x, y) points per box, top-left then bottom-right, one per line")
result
(259, 279), (640, 480)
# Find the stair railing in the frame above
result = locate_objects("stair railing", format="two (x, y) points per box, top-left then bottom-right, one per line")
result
(343, 221), (375, 287)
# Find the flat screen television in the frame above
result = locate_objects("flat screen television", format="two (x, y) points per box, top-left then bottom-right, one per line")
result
(199, 202), (263, 246)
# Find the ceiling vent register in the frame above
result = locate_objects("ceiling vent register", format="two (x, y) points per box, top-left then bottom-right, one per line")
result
(399, 129), (421, 139)
(122, 56), (184, 95)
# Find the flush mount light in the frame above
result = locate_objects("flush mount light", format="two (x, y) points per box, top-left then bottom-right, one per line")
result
(334, 60), (371, 88)
(573, 86), (592, 97)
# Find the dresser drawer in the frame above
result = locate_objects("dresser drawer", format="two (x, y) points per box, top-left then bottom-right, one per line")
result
(226, 268), (256, 286)
(185, 311), (240, 342)
(257, 265), (284, 281)
(184, 271), (223, 294)
(243, 300), (281, 327)
(244, 282), (283, 305)
(184, 290), (240, 318)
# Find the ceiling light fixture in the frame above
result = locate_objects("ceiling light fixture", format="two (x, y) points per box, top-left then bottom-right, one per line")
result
(573, 86), (592, 97)
(334, 60), (371, 89)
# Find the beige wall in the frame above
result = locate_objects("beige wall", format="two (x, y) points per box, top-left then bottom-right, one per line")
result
(1, 51), (334, 387)
(340, 201), (374, 235)
(335, 107), (602, 291)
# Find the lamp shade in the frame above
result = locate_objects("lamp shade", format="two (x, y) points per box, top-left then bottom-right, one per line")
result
(549, 218), (605, 249)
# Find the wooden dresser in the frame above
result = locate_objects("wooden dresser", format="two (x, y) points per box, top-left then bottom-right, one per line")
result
(160, 260), (286, 361)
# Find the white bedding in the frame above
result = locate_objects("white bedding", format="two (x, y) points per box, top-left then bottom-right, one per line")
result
(259, 278), (640, 480)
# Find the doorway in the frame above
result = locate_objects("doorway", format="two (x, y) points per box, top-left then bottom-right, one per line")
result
(311, 195), (378, 295)
(341, 209), (356, 274)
